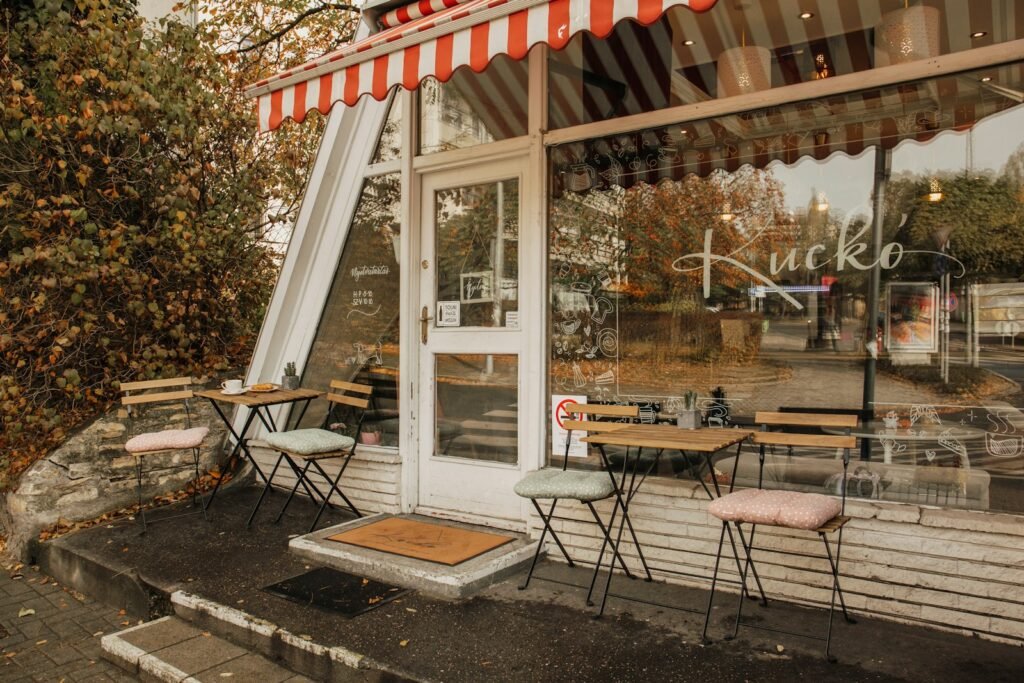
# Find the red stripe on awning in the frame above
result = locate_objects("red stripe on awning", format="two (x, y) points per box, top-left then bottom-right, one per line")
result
(249, 0), (718, 132)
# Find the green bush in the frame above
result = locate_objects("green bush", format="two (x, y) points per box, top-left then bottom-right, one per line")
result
(0, 0), (303, 485)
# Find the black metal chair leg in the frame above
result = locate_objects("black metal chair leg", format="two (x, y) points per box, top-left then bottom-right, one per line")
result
(585, 494), (622, 606)
(586, 502), (632, 577)
(596, 498), (631, 617)
(729, 523), (759, 640)
(702, 522), (729, 643)
(311, 458), (360, 517)
(248, 453), (286, 527)
(193, 448), (208, 522)
(724, 522), (767, 603)
(519, 499), (563, 591)
(619, 503), (653, 581)
(275, 460), (318, 523)
(135, 457), (147, 534)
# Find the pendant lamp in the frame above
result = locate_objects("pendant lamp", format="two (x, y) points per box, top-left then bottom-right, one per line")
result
(874, 1), (940, 67)
(717, 30), (770, 98)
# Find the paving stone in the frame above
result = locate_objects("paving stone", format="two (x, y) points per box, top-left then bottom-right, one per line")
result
(192, 652), (295, 682)
(144, 633), (247, 676)
(117, 617), (202, 653)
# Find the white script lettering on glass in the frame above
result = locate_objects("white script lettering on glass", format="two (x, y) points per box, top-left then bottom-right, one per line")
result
(673, 216), (965, 310)
(350, 265), (390, 281)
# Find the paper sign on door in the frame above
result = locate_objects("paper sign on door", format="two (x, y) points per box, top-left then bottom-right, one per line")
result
(552, 394), (588, 458)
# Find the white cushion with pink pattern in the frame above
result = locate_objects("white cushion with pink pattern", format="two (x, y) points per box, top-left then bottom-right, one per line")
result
(708, 489), (841, 531)
(125, 426), (209, 454)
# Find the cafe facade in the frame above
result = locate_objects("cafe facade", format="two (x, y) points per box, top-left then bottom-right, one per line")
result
(243, 0), (1024, 642)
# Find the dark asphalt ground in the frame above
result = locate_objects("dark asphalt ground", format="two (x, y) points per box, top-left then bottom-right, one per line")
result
(39, 487), (1024, 683)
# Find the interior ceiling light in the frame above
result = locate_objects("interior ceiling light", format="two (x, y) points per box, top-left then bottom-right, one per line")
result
(683, 39), (696, 46)
(799, 11), (814, 20)
(981, 76), (993, 82)
(875, 1), (940, 67)
(927, 177), (943, 203)
(717, 30), (771, 98)
(971, 31), (988, 39)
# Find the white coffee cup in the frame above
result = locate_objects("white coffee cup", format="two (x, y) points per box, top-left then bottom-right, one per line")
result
(221, 379), (244, 393)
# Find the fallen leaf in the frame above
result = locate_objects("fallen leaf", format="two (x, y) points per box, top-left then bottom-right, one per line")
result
(202, 632), (212, 637)
(92, 632), (104, 637)
(4, 652), (16, 659)
(36, 640), (47, 646)
(220, 674), (234, 678)
(368, 597), (382, 605)
(117, 609), (126, 616)
(120, 620), (130, 626)
(361, 578), (369, 586)
(405, 608), (417, 613)
(776, 644), (785, 653)
(18, 608), (35, 618)
(399, 639), (409, 647)
(300, 635), (313, 641)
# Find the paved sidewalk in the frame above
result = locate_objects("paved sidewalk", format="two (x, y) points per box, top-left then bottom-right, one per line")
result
(0, 558), (138, 682)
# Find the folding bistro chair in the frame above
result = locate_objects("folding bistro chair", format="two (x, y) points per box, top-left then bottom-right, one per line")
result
(514, 403), (652, 602)
(702, 411), (859, 660)
(120, 377), (210, 532)
(252, 380), (372, 532)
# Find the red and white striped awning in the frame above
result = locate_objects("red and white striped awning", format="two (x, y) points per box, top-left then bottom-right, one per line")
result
(245, 0), (719, 131)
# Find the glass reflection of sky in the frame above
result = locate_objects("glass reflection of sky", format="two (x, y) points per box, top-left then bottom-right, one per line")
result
(769, 103), (1024, 217)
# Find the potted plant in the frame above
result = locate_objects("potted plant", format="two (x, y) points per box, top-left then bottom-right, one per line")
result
(358, 424), (382, 446)
(676, 390), (701, 430)
(281, 362), (300, 390)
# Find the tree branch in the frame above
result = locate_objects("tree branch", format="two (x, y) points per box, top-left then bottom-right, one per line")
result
(236, 2), (360, 54)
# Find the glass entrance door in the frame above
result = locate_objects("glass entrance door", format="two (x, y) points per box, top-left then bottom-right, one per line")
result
(417, 158), (527, 520)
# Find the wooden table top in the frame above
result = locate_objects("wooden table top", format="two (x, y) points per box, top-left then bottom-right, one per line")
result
(194, 387), (323, 408)
(583, 424), (754, 452)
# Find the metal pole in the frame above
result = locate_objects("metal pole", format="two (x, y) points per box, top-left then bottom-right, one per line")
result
(862, 147), (891, 459)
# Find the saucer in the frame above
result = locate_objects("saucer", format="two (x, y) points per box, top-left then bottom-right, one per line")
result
(221, 388), (248, 396)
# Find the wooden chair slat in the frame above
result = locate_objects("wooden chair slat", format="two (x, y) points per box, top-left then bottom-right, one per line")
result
(816, 515), (851, 534)
(562, 419), (631, 433)
(755, 411), (859, 429)
(120, 377), (192, 392)
(753, 432), (857, 449)
(327, 393), (370, 409)
(564, 403), (639, 418)
(121, 389), (193, 406)
(329, 379), (373, 394)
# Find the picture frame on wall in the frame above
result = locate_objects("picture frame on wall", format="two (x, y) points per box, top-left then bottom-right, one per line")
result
(460, 271), (493, 303)
(885, 282), (939, 352)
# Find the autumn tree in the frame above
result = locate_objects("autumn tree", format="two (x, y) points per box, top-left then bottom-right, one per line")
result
(0, 0), (355, 484)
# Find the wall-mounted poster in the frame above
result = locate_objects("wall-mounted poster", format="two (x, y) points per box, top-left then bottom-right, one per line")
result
(885, 282), (939, 352)
(460, 271), (493, 303)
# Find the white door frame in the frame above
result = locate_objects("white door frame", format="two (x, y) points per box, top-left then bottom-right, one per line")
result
(408, 155), (538, 528)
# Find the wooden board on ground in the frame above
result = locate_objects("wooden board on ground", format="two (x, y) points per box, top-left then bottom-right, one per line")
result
(327, 517), (515, 566)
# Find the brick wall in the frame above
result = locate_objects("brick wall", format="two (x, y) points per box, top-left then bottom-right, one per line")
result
(533, 476), (1024, 644)
(251, 444), (402, 515)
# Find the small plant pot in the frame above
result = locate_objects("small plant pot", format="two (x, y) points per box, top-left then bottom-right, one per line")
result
(676, 410), (700, 430)
(358, 432), (382, 446)
(281, 375), (300, 390)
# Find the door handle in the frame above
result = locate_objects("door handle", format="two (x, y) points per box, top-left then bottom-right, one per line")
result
(420, 306), (434, 344)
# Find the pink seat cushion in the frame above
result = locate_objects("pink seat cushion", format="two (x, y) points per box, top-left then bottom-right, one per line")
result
(125, 426), (209, 453)
(708, 489), (841, 530)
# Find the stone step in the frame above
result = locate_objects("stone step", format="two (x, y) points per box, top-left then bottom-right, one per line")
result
(101, 615), (314, 683)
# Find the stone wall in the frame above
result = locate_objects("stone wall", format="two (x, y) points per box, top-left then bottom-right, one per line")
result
(2, 397), (228, 559)
(534, 476), (1024, 644)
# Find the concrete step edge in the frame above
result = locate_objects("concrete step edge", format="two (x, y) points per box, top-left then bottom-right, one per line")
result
(100, 616), (206, 683)
(170, 590), (426, 683)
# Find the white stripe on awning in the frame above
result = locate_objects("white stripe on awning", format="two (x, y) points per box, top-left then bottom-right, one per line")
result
(245, 0), (719, 131)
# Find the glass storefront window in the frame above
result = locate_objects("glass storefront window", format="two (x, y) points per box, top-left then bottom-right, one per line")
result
(371, 97), (403, 164)
(549, 1), (1024, 129)
(297, 173), (402, 445)
(419, 54), (528, 154)
(435, 179), (519, 328)
(548, 60), (1024, 513)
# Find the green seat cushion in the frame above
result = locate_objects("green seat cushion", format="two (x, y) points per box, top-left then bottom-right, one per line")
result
(514, 469), (616, 502)
(265, 429), (355, 456)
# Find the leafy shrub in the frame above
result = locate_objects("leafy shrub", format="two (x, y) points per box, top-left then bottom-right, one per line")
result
(1, 0), (314, 485)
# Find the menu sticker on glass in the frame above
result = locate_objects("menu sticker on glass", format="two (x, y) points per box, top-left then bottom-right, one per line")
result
(437, 301), (460, 327)
(505, 311), (520, 329)
(552, 394), (588, 458)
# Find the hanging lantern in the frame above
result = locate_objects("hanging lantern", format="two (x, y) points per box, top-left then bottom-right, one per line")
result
(717, 45), (771, 97)
(874, 2), (941, 67)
